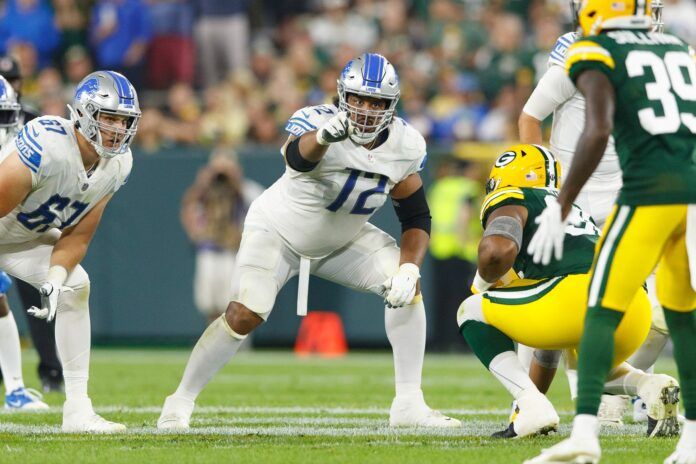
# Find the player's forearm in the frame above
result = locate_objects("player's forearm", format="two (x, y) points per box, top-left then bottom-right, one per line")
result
(477, 236), (517, 282)
(398, 228), (429, 267)
(50, 234), (91, 273)
(518, 112), (543, 144)
(297, 131), (329, 163)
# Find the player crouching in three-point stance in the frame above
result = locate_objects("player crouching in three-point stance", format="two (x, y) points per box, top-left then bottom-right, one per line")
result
(158, 53), (460, 429)
(0, 71), (139, 431)
(526, 0), (696, 462)
(457, 144), (678, 440)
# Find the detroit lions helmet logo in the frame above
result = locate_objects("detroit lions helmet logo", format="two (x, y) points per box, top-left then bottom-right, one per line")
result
(75, 78), (100, 101)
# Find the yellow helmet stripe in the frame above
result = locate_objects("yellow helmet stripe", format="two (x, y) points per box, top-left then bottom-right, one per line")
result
(480, 188), (524, 222)
(532, 144), (558, 189)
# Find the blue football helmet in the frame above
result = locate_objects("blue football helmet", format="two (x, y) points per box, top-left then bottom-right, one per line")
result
(337, 53), (400, 145)
(0, 75), (21, 147)
(68, 70), (141, 158)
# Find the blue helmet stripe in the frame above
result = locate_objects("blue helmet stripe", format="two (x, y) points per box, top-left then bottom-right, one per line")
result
(363, 54), (383, 89)
(105, 71), (134, 105)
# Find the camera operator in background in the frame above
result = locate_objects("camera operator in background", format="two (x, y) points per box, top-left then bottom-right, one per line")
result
(181, 148), (263, 325)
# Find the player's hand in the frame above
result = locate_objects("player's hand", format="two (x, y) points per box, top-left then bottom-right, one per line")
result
(316, 111), (354, 145)
(471, 271), (494, 295)
(27, 283), (68, 322)
(382, 263), (420, 308)
(527, 197), (566, 265)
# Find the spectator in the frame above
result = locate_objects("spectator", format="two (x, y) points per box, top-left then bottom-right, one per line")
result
(307, 0), (378, 56)
(194, 0), (251, 87)
(89, 0), (152, 90)
(63, 45), (94, 102)
(0, 0), (60, 70)
(146, 0), (195, 88)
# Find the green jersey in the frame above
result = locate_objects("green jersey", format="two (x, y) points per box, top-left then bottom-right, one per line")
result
(480, 187), (599, 280)
(566, 30), (696, 206)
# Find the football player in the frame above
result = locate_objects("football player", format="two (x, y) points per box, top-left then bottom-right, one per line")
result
(526, 0), (696, 462)
(458, 143), (677, 438)
(517, 0), (671, 426)
(0, 71), (140, 431)
(158, 53), (460, 429)
(0, 75), (49, 410)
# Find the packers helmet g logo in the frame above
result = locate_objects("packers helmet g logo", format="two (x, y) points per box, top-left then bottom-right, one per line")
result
(494, 151), (517, 168)
(486, 144), (562, 194)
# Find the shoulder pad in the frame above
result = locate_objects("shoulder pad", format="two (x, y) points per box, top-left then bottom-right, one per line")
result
(16, 117), (73, 176)
(285, 105), (338, 137)
(395, 118), (426, 159)
(548, 32), (578, 68)
(565, 39), (615, 75)
(480, 187), (525, 225)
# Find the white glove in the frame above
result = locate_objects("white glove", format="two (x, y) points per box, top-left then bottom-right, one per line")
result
(27, 266), (69, 322)
(316, 111), (354, 146)
(471, 271), (494, 294)
(382, 263), (420, 308)
(527, 197), (566, 265)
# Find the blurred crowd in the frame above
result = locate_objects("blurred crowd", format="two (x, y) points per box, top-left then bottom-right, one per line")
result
(3, 0), (695, 153)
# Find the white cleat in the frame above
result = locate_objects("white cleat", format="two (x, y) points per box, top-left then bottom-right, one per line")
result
(638, 374), (680, 437)
(524, 435), (601, 464)
(157, 394), (195, 430)
(665, 446), (696, 464)
(632, 397), (648, 423)
(62, 398), (126, 433)
(389, 391), (461, 428)
(597, 394), (629, 427)
(497, 389), (559, 438)
(4, 387), (49, 411)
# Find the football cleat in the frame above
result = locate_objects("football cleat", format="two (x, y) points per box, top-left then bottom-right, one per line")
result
(524, 435), (601, 464)
(157, 394), (195, 430)
(637, 374), (680, 437)
(4, 387), (49, 410)
(495, 389), (559, 438)
(664, 441), (696, 464)
(633, 397), (648, 423)
(597, 394), (629, 427)
(389, 391), (461, 428)
(62, 398), (126, 433)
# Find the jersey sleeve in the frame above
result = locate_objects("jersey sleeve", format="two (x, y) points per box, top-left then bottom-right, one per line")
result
(548, 32), (578, 68)
(565, 38), (616, 84)
(479, 187), (525, 227)
(14, 118), (62, 187)
(522, 65), (577, 121)
(398, 119), (428, 180)
(111, 151), (133, 194)
(284, 104), (338, 137)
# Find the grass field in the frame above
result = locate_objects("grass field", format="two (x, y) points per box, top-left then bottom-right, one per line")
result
(0, 349), (680, 464)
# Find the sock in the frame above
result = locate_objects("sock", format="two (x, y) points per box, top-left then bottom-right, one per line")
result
(0, 312), (24, 393)
(460, 320), (515, 368)
(489, 351), (537, 399)
(576, 306), (624, 416)
(385, 298), (425, 397)
(603, 362), (645, 396)
(517, 344), (534, 372)
(174, 315), (247, 401)
(678, 420), (696, 450)
(56, 293), (91, 401)
(626, 326), (669, 371)
(570, 414), (600, 440)
(663, 308), (696, 420)
(564, 349), (579, 400)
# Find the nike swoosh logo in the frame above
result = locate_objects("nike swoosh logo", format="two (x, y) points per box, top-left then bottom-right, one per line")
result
(31, 127), (39, 138)
(6, 399), (24, 408)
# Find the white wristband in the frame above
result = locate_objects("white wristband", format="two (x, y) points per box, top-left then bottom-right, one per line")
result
(473, 271), (494, 292)
(46, 265), (68, 289)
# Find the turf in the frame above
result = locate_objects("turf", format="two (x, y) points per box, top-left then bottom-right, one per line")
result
(0, 349), (679, 463)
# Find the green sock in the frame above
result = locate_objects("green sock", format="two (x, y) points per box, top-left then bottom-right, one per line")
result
(459, 320), (514, 369)
(663, 308), (696, 420)
(576, 306), (624, 416)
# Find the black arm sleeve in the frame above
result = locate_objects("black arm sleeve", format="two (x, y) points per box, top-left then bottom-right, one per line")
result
(392, 186), (431, 235)
(285, 138), (320, 172)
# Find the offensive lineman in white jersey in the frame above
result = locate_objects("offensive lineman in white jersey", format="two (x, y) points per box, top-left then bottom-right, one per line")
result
(158, 53), (460, 429)
(513, 0), (669, 429)
(0, 75), (49, 410)
(0, 70), (140, 431)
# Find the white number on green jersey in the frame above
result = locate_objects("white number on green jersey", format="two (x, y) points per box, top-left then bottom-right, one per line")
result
(626, 50), (696, 134)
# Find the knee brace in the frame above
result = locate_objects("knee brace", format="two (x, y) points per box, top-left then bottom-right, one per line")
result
(533, 349), (562, 369)
(58, 266), (91, 313)
(456, 294), (485, 327)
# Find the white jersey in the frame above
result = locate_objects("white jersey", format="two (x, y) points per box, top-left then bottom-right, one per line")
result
(0, 116), (132, 245)
(253, 104), (426, 258)
(523, 32), (621, 192)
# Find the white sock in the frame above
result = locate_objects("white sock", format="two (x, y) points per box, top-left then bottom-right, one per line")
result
(489, 351), (537, 399)
(564, 349), (579, 401)
(626, 327), (669, 371)
(678, 420), (696, 450)
(174, 315), (247, 402)
(0, 312), (24, 393)
(385, 298), (425, 398)
(517, 344), (534, 372)
(571, 414), (599, 439)
(603, 362), (644, 396)
(56, 298), (91, 401)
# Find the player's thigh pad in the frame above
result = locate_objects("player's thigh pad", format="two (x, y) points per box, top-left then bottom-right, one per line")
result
(313, 223), (399, 295)
(589, 205), (684, 312)
(456, 293), (485, 327)
(655, 213), (696, 311)
(232, 224), (297, 319)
